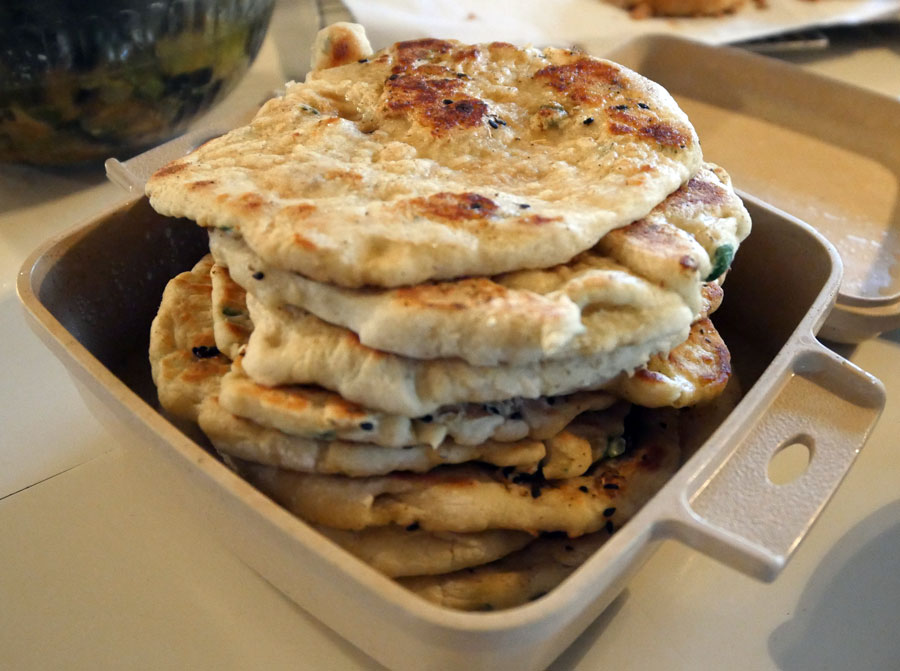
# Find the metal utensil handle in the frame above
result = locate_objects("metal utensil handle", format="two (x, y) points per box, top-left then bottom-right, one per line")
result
(667, 337), (884, 580)
(316, 0), (354, 26)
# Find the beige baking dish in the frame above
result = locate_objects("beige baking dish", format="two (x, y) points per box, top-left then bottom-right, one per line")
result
(18, 35), (889, 670)
(17, 191), (883, 670)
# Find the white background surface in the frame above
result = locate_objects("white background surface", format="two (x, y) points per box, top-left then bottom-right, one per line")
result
(346, 0), (900, 53)
(3, 5), (900, 669)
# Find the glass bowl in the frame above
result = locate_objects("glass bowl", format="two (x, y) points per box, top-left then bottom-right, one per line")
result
(0, 0), (275, 165)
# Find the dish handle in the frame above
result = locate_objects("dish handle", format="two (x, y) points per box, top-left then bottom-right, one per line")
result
(665, 337), (884, 581)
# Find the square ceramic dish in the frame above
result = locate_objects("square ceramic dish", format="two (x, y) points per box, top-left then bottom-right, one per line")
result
(606, 36), (900, 344)
(17, 35), (890, 671)
(18, 193), (883, 671)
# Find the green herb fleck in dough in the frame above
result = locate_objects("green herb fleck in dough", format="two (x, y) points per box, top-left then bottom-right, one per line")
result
(705, 244), (735, 282)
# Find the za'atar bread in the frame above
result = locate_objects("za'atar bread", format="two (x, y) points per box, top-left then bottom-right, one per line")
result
(146, 36), (703, 288)
(145, 23), (751, 610)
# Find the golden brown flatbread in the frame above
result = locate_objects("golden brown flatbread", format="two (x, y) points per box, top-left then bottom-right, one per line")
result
(149, 255), (230, 423)
(399, 531), (608, 611)
(146, 30), (702, 288)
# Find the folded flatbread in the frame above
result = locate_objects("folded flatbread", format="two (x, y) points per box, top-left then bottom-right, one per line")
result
(149, 255), (229, 423)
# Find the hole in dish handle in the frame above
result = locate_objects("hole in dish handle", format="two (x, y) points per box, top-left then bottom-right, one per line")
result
(767, 436), (812, 485)
(668, 338), (884, 581)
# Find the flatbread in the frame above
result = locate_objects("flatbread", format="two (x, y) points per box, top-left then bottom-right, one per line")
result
(600, 163), (751, 284)
(309, 21), (373, 71)
(220, 357), (618, 448)
(240, 292), (691, 416)
(208, 162), (747, 366)
(398, 531), (607, 610)
(212, 231), (692, 368)
(317, 525), (533, 579)
(146, 29), (702, 288)
(540, 406), (631, 479)
(200, 395), (548, 477)
(148, 255), (230, 423)
(610, 315), (730, 408)
(700, 279), (724, 316)
(202, 395), (629, 479)
(230, 407), (681, 537)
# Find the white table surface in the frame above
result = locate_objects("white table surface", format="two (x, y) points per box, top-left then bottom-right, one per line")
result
(3, 14), (900, 671)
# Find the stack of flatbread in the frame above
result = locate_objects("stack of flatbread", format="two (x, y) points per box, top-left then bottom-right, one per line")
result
(145, 23), (750, 611)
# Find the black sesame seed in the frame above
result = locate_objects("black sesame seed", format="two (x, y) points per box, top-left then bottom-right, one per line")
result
(603, 483), (619, 490)
(443, 98), (453, 105)
(456, 72), (468, 78)
(488, 119), (499, 129)
(578, 485), (589, 493)
(358, 58), (368, 63)
(497, 118), (507, 126)
(360, 421), (374, 431)
(603, 507), (616, 517)
(614, 104), (628, 110)
(191, 345), (219, 359)
(406, 522), (420, 531)
(583, 117), (594, 125)
(519, 203), (530, 209)
(638, 102), (650, 109)
(252, 271), (265, 280)
(471, 202), (482, 209)
(388, 73), (399, 80)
